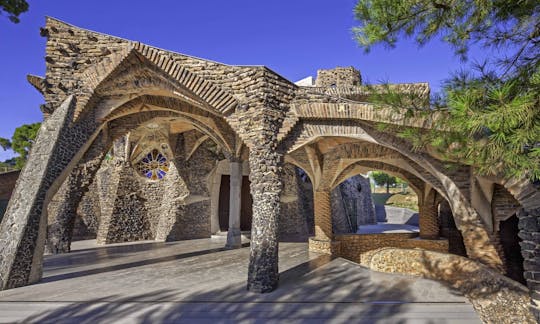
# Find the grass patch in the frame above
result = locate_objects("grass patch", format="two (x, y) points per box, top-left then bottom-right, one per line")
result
(386, 193), (418, 211)
(371, 193), (393, 205)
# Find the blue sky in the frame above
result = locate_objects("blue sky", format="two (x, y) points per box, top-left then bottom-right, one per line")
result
(0, 0), (487, 160)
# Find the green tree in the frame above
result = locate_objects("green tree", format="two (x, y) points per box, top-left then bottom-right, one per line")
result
(0, 137), (10, 151)
(10, 122), (40, 168)
(353, 1), (540, 180)
(371, 171), (397, 193)
(1, 0), (29, 23)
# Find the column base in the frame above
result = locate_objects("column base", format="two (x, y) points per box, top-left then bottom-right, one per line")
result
(308, 237), (341, 255)
(226, 227), (242, 249)
(45, 240), (71, 254)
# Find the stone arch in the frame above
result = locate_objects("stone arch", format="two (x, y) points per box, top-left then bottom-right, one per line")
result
(280, 120), (378, 154)
(104, 95), (237, 156)
(333, 160), (425, 197)
(281, 118), (503, 270)
(352, 120), (504, 270)
(76, 46), (238, 121)
(0, 78), (242, 289)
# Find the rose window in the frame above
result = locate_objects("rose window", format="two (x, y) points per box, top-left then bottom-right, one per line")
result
(136, 149), (169, 180)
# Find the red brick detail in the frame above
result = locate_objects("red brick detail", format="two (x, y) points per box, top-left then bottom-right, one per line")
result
(314, 191), (332, 240)
(419, 204), (439, 239)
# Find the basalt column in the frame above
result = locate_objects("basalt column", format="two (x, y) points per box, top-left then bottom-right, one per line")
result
(0, 96), (98, 290)
(246, 145), (284, 293)
(226, 160), (243, 249)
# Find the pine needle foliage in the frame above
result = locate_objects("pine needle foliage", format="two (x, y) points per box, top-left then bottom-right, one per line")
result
(0, 0), (28, 23)
(353, 0), (540, 180)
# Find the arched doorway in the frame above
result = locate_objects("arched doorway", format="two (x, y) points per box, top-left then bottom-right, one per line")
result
(218, 174), (253, 232)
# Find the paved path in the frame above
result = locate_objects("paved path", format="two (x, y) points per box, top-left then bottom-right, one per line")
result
(0, 238), (481, 323)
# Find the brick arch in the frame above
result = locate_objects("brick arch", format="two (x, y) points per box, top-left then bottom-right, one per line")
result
(283, 118), (505, 270)
(76, 47), (238, 122)
(333, 160), (425, 197)
(280, 120), (378, 154)
(134, 43), (238, 115)
(350, 120), (504, 271)
(283, 154), (316, 187)
(104, 95), (237, 155)
(283, 122), (444, 198)
(48, 108), (230, 254)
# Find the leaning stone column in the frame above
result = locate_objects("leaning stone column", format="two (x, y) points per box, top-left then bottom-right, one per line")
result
(419, 203), (439, 239)
(309, 190), (341, 255)
(0, 96), (97, 290)
(246, 148), (283, 293)
(226, 160), (243, 249)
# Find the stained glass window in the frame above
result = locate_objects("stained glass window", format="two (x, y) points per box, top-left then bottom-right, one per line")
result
(135, 149), (169, 180)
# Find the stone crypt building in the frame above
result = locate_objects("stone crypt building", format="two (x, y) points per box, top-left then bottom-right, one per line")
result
(1, 18), (539, 320)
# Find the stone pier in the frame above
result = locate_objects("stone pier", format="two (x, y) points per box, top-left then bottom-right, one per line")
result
(226, 160), (242, 249)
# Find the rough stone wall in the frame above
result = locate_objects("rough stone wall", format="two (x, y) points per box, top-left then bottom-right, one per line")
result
(75, 180), (101, 238)
(315, 67), (362, 87)
(331, 188), (350, 234)
(71, 214), (96, 240)
(40, 18), (130, 116)
(162, 132), (216, 241)
(278, 163), (309, 239)
(336, 233), (449, 263)
(153, 162), (190, 241)
(297, 169), (315, 235)
(332, 176), (376, 234)
(96, 161), (153, 244)
(360, 248), (535, 323)
(94, 131), (217, 243)
(300, 174), (376, 235)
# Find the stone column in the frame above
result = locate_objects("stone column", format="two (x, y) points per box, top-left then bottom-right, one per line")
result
(226, 160), (242, 249)
(0, 96), (98, 290)
(309, 190), (341, 254)
(246, 148), (283, 293)
(419, 203), (439, 239)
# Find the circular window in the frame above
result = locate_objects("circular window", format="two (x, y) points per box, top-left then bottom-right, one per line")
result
(136, 149), (169, 180)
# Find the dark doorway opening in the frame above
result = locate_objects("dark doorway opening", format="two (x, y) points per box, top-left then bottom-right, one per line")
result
(218, 175), (253, 232)
(499, 215), (525, 284)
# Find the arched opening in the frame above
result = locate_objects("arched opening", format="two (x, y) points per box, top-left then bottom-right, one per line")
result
(45, 91), (240, 253)
(499, 214), (525, 284)
(437, 200), (467, 257)
(368, 171), (419, 230)
(217, 170), (252, 232)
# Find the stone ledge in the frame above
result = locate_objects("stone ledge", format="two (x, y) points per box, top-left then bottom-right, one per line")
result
(308, 237), (341, 255)
(335, 233), (449, 264)
(360, 247), (535, 323)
